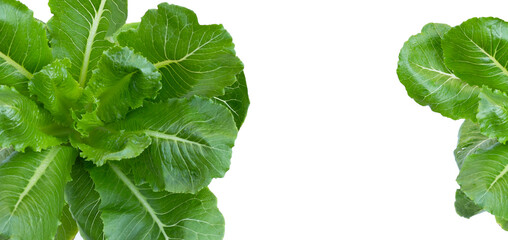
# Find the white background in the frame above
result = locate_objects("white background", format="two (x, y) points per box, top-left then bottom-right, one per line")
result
(21, 0), (508, 239)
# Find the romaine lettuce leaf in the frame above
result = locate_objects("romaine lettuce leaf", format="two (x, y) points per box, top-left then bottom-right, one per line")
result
(0, 0), (53, 96)
(118, 3), (244, 99)
(0, 146), (77, 240)
(90, 163), (225, 240)
(398, 23), (480, 120)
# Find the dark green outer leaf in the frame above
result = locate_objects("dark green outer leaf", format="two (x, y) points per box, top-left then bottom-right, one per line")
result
(89, 163), (225, 240)
(454, 120), (498, 168)
(0, 0), (53, 95)
(455, 189), (484, 218)
(215, 71), (250, 129)
(397, 23), (479, 120)
(65, 159), (105, 240)
(48, 0), (128, 87)
(118, 3), (244, 99)
(0, 86), (64, 151)
(54, 204), (79, 240)
(443, 17), (508, 93)
(0, 146), (77, 240)
(86, 46), (161, 122)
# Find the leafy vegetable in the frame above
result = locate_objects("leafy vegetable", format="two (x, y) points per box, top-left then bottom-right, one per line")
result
(0, 146), (77, 240)
(0, 0), (52, 95)
(0, 0), (248, 239)
(216, 71), (250, 129)
(89, 163), (225, 240)
(397, 23), (479, 120)
(117, 3), (243, 100)
(55, 204), (79, 240)
(397, 17), (508, 230)
(455, 189), (484, 219)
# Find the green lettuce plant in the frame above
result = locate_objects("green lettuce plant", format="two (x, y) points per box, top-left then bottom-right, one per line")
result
(0, 0), (248, 239)
(397, 17), (508, 230)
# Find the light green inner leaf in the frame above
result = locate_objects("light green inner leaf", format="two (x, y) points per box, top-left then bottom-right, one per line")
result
(85, 46), (161, 122)
(29, 59), (83, 125)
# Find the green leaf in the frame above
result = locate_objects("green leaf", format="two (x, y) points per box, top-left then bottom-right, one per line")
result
(65, 159), (105, 240)
(443, 17), (508, 93)
(76, 97), (237, 193)
(86, 46), (161, 122)
(496, 216), (508, 231)
(72, 110), (103, 137)
(89, 163), (225, 240)
(0, 86), (64, 151)
(107, 22), (140, 44)
(457, 143), (508, 219)
(71, 90), (103, 136)
(0, 146), (77, 240)
(70, 127), (151, 166)
(452, 119), (488, 219)
(29, 59), (83, 125)
(454, 120), (498, 168)
(215, 71), (250, 129)
(455, 189), (484, 218)
(119, 97), (237, 193)
(477, 87), (508, 144)
(0, 148), (14, 165)
(118, 3), (244, 99)
(0, 0), (53, 95)
(397, 23), (479, 120)
(54, 204), (78, 240)
(48, 0), (128, 87)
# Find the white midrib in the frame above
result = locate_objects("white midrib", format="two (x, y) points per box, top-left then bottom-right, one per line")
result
(153, 33), (221, 69)
(464, 138), (494, 159)
(485, 163), (508, 196)
(79, 0), (107, 87)
(143, 130), (223, 151)
(466, 36), (508, 78)
(109, 164), (169, 240)
(412, 63), (458, 79)
(479, 48), (508, 77)
(144, 130), (200, 145)
(10, 147), (60, 216)
(0, 51), (33, 79)
(154, 58), (181, 69)
(213, 97), (239, 116)
(154, 46), (201, 68)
